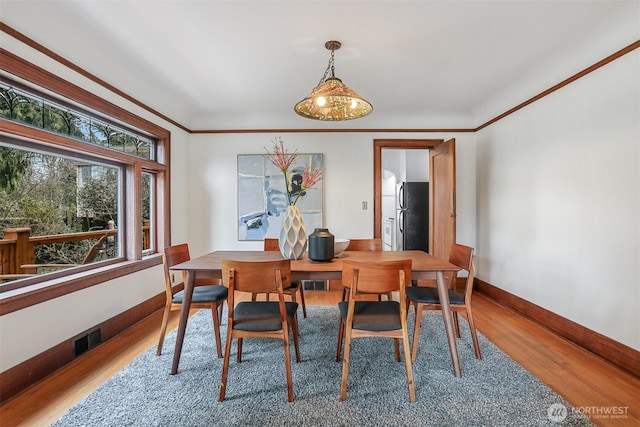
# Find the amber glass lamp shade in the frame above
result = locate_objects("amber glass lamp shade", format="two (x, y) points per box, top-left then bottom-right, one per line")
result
(294, 77), (373, 121)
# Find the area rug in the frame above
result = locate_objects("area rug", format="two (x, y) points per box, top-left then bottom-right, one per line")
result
(53, 306), (592, 426)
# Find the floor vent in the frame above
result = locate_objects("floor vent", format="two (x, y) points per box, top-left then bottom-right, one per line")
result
(73, 328), (102, 357)
(302, 280), (327, 291)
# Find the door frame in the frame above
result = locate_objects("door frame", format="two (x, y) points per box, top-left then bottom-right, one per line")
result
(373, 139), (444, 240)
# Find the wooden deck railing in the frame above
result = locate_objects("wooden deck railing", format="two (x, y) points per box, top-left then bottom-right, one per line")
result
(0, 223), (150, 276)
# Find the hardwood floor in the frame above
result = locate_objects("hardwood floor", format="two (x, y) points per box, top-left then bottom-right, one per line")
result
(1, 291), (638, 427)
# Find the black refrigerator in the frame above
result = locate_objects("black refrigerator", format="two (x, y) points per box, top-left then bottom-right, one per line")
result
(396, 182), (429, 252)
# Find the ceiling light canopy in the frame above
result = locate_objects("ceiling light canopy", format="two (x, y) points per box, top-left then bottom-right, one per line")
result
(294, 41), (373, 121)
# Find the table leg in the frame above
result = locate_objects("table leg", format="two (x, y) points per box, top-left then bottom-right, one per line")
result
(436, 270), (462, 377)
(170, 270), (195, 375)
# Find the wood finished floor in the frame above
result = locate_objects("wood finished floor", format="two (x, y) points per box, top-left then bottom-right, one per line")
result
(0, 291), (638, 427)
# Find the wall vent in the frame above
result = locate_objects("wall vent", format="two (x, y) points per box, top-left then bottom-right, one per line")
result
(73, 328), (102, 357)
(302, 280), (327, 291)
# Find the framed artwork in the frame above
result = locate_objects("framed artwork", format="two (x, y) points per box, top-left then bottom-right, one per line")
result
(237, 153), (323, 240)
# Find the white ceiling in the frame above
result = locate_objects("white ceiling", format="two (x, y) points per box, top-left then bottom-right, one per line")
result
(1, 0), (638, 130)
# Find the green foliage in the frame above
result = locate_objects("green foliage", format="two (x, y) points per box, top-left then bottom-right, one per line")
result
(0, 146), (118, 264)
(0, 86), (30, 119)
(77, 169), (118, 221)
(0, 147), (31, 192)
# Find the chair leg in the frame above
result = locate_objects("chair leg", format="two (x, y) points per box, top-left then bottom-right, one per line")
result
(287, 289), (304, 322)
(339, 324), (353, 401)
(219, 325), (234, 401)
(453, 311), (461, 338)
(401, 326), (416, 402)
(298, 285), (307, 318)
(211, 303), (223, 358)
(336, 316), (345, 362)
(466, 306), (482, 360)
(291, 315), (301, 363)
(237, 338), (243, 363)
(394, 338), (401, 362)
(156, 304), (171, 356)
(282, 326), (295, 402)
(411, 304), (424, 361)
(218, 301), (224, 324)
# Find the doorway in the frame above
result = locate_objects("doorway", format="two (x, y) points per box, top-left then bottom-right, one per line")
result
(381, 148), (430, 251)
(373, 139), (456, 259)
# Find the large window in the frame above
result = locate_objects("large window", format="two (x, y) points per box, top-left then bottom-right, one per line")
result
(0, 146), (122, 268)
(0, 51), (169, 297)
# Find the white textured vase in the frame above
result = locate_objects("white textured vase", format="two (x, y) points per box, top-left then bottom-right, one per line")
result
(279, 205), (307, 260)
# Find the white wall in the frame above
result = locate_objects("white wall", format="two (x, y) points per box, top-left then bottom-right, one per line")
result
(405, 150), (430, 182)
(186, 133), (477, 256)
(0, 266), (164, 371)
(475, 50), (639, 350)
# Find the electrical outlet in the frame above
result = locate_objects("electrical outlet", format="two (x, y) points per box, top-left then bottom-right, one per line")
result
(362, 201), (368, 210)
(171, 273), (176, 284)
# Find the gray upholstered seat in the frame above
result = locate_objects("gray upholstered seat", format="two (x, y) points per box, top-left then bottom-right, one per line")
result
(405, 287), (465, 305)
(338, 301), (402, 331)
(233, 301), (298, 332)
(172, 285), (228, 304)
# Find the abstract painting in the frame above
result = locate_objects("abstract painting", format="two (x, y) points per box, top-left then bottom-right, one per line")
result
(237, 153), (323, 240)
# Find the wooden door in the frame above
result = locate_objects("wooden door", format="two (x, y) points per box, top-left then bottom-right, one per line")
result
(429, 138), (456, 272)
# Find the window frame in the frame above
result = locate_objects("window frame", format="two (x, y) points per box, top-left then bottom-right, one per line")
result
(0, 50), (171, 315)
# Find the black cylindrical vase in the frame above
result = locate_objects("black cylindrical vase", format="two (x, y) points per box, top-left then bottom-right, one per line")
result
(308, 228), (335, 262)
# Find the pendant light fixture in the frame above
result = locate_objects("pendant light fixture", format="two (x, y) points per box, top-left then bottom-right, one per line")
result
(294, 40), (373, 121)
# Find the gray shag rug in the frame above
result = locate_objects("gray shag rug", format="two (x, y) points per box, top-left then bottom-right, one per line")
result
(53, 306), (592, 426)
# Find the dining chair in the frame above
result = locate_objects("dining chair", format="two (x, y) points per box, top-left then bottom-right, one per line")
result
(156, 243), (228, 358)
(258, 238), (307, 318)
(406, 243), (482, 361)
(335, 238), (386, 361)
(219, 258), (301, 402)
(337, 258), (415, 402)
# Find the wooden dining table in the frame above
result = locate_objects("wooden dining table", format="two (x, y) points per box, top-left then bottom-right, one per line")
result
(169, 250), (463, 377)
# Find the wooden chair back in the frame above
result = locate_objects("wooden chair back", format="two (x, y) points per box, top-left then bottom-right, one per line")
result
(336, 238), (383, 297)
(263, 238), (279, 251)
(342, 259), (411, 296)
(448, 243), (474, 295)
(162, 243), (191, 296)
(222, 258), (291, 300)
(346, 238), (382, 251)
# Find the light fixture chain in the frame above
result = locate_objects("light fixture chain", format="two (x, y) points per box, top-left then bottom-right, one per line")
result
(316, 48), (335, 88)
(329, 49), (335, 78)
